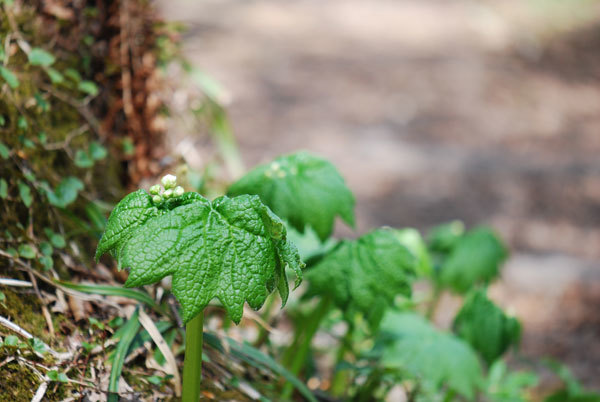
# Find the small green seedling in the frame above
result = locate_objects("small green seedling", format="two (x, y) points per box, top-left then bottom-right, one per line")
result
(96, 174), (303, 402)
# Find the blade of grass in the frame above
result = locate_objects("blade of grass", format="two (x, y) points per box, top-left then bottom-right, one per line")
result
(108, 307), (140, 402)
(56, 280), (163, 313)
(204, 332), (317, 402)
(138, 309), (181, 396)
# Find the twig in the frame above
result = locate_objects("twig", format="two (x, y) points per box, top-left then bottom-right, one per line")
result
(0, 278), (32, 287)
(31, 381), (48, 402)
(0, 316), (69, 360)
(44, 124), (89, 151)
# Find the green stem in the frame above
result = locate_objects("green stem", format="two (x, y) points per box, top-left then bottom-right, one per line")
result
(281, 297), (331, 400)
(182, 312), (204, 402)
(426, 285), (442, 320)
(254, 293), (277, 347)
(329, 327), (353, 397)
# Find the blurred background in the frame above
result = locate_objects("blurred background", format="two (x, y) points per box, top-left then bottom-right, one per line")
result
(158, 0), (600, 389)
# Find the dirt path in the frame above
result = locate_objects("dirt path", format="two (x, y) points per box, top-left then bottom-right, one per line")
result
(159, 0), (600, 388)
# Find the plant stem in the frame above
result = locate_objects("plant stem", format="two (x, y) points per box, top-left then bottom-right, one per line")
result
(182, 312), (204, 402)
(426, 284), (442, 320)
(329, 327), (353, 397)
(281, 297), (331, 400)
(254, 293), (277, 347)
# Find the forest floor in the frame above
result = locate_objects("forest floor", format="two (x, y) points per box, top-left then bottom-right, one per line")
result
(159, 0), (600, 389)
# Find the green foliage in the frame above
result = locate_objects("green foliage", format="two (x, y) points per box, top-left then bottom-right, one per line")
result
(437, 227), (507, 293)
(306, 228), (416, 328)
(228, 152), (355, 241)
(0, 142), (9, 159)
(96, 189), (304, 323)
(544, 362), (600, 402)
(0, 66), (19, 89)
(27, 48), (56, 67)
(108, 309), (140, 402)
(378, 311), (483, 400)
(453, 289), (521, 365)
(17, 244), (36, 259)
(42, 177), (84, 208)
(17, 181), (32, 207)
(485, 360), (538, 402)
(428, 220), (465, 253)
(393, 228), (432, 277)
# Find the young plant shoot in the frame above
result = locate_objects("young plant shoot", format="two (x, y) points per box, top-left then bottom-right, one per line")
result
(96, 174), (304, 402)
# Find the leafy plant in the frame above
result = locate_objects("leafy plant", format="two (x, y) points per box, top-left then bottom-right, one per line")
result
(96, 174), (304, 401)
(376, 311), (483, 400)
(228, 151), (355, 241)
(453, 289), (521, 365)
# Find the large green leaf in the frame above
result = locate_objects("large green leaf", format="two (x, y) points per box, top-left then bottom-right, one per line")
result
(379, 311), (483, 400)
(306, 228), (416, 328)
(438, 227), (507, 293)
(453, 289), (521, 365)
(228, 152), (355, 241)
(96, 190), (303, 324)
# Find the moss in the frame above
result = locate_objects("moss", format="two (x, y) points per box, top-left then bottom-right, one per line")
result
(0, 289), (49, 343)
(0, 359), (38, 402)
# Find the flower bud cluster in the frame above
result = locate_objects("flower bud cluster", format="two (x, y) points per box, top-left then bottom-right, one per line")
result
(150, 174), (184, 203)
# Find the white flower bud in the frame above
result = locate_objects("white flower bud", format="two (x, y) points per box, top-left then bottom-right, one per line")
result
(173, 186), (184, 197)
(152, 195), (162, 203)
(149, 184), (161, 195)
(163, 189), (174, 199)
(161, 174), (177, 189)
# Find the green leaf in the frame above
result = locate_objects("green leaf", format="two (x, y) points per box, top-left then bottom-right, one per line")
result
(78, 80), (99, 96)
(486, 360), (538, 402)
(39, 255), (53, 270)
(47, 370), (69, 383)
(29, 337), (48, 354)
(96, 190), (304, 324)
(47, 231), (66, 249)
(4, 335), (19, 346)
(34, 93), (50, 112)
(89, 141), (107, 160)
(0, 179), (7, 199)
(17, 116), (27, 131)
(0, 66), (19, 89)
(393, 228), (432, 277)
(28, 48), (56, 67)
(306, 228), (416, 329)
(17, 181), (32, 207)
(18, 244), (36, 259)
(378, 311), (483, 399)
(453, 289), (521, 365)
(428, 220), (465, 253)
(56, 280), (162, 313)
(64, 68), (81, 82)
(44, 176), (84, 208)
(45, 67), (64, 84)
(74, 149), (94, 168)
(0, 142), (9, 159)
(108, 308), (140, 402)
(204, 332), (317, 402)
(39, 241), (53, 256)
(438, 227), (507, 293)
(228, 152), (355, 241)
